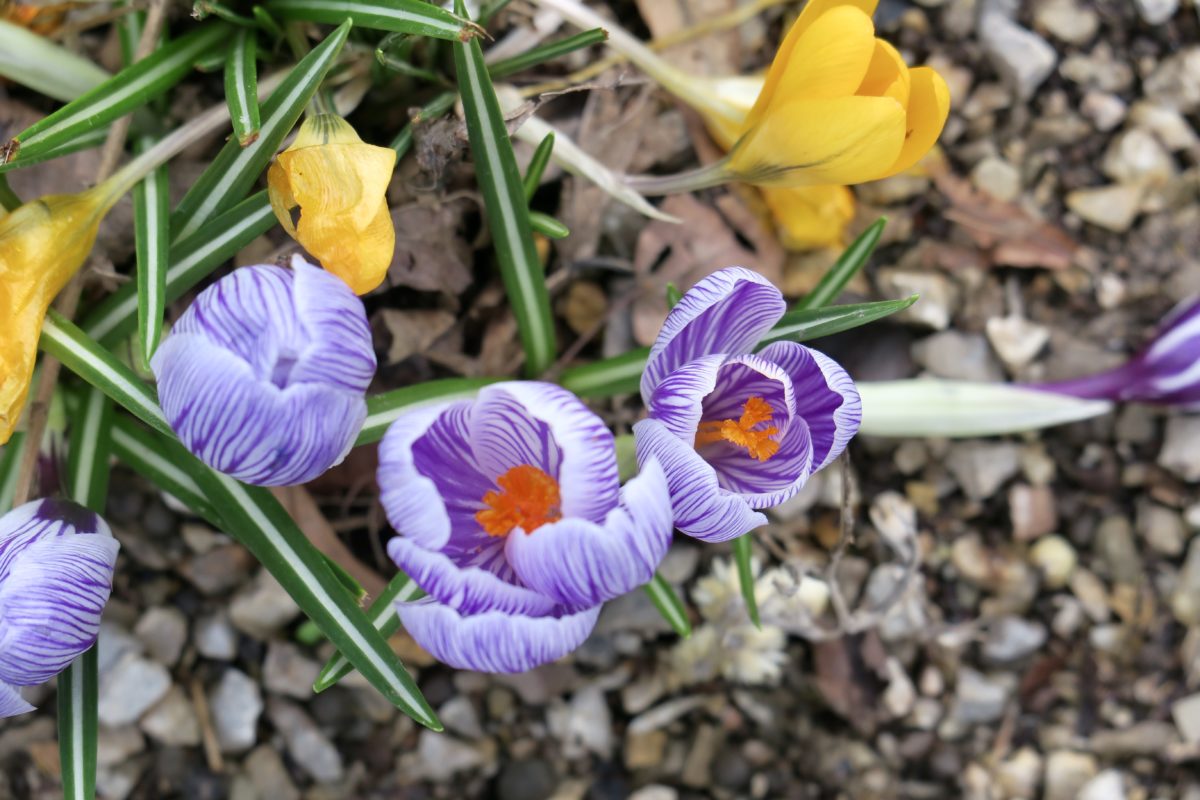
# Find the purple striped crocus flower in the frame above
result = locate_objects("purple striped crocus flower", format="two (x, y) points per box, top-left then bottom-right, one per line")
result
(379, 382), (673, 673)
(0, 499), (119, 718)
(634, 268), (861, 542)
(1035, 296), (1200, 409)
(152, 256), (376, 486)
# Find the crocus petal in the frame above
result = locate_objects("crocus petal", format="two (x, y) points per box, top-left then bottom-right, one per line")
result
(397, 599), (600, 673)
(0, 534), (118, 686)
(858, 38), (911, 106)
(288, 256), (376, 391)
(645, 354), (726, 441)
(471, 383), (621, 524)
(387, 536), (558, 616)
(705, 414), (814, 508)
(761, 184), (856, 250)
(282, 142), (396, 232)
(0, 681), (33, 718)
(641, 268), (786, 402)
(153, 334), (366, 486)
(882, 66), (951, 178)
(378, 401), (487, 551)
(633, 418), (766, 543)
(505, 459), (673, 610)
(0, 498), (106, 580)
(746, 0), (880, 131)
(730, 95), (908, 186)
(764, 6), (876, 101)
(758, 341), (861, 469)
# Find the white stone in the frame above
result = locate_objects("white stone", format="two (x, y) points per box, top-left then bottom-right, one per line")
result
(230, 570), (300, 639)
(971, 156), (1022, 202)
(979, 12), (1057, 99)
(194, 612), (238, 660)
(1035, 0), (1099, 44)
(1171, 693), (1200, 744)
(946, 442), (1021, 500)
(986, 315), (1050, 370)
(1081, 91), (1127, 131)
(1135, 0), (1178, 25)
(134, 607), (188, 667)
(1066, 185), (1144, 232)
(210, 669), (263, 754)
(1159, 417), (1200, 481)
(140, 686), (201, 747)
(877, 268), (957, 331)
(1031, 535), (1077, 588)
(97, 654), (171, 727)
(1044, 750), (1098, 800)
(1079, 769), (1127, 800)
(1102, 128), (1176, 186)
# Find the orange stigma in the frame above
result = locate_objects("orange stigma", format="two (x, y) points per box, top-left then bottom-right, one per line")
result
(695, 396), (780, 461)
(476, 464), (563, 537)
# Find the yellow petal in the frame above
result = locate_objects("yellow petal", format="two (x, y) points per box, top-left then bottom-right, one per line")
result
(296, 198), (394, 295)
(281, 142), (396, 231)
(730, 95), (907, 186)
(288, 113), (366, 151)
(266, 160), (299, 239)
(762, 184), (856, 250)
(882, 66), (951, 178)
(746, 0), (880, 131)
(857, 39), (910, 107)
(700, 75), (766, 149)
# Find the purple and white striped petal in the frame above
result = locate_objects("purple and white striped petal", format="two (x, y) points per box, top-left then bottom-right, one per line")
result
(0, 498), (105, 580)
(0, 681), (33, 718)
(152, 258), (375, 486)
(396, 598), (600, 673)
(633, 418), (766, 543)
(641, 268), (786, 403)
(505, 459), (673, 611)
(153, 333), (366, 486)
(379, 401), (492, 551)
(758, 341), (861, 469)
(387, 537), (557, 616)
(471, 383), (621, 524)
(0, 533), (119, 686)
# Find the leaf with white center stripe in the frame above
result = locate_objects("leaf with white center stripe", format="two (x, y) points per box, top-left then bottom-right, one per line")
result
(356, 378), (498, 446)
(453, 0), (556, 376)
(2, 24), (228, 165)
(644, 573), (691, 638)
(81, 191), (275, 347)
(133, 133), (171, 369)
(225, 28), (261, 146)
(170, 21), (349, 242)
(0, 19), (109, 102)
(0, 432), (22, 514)
(265, 0), (479, 40)
(40, 316), (440, 728)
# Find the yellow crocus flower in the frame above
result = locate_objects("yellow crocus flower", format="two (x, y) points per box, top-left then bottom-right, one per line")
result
(727, 0), (950, 187)
(268, 114), (397, 295)
(1, 186), (114, 443)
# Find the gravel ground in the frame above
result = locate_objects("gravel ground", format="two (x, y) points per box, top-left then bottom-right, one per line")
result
(3, 0), (1200, 798)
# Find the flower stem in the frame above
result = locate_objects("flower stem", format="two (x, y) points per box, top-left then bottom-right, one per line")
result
(623, 157), (734, 196)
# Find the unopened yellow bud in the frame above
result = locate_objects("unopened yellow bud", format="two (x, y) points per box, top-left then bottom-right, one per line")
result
(1, 185), (113, 443)
(268, 114), (397, 295)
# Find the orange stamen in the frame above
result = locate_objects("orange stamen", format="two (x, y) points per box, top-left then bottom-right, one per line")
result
(475, 464), (563, 537)
(694, 396), (780, 461)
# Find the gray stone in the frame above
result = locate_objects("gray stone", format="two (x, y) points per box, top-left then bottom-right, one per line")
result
(134, 607), (188, 667)
(986, 315), (1049, 370)
(1081, 91), (1127, 131)
(946, 442), (1021, 500)
(1173, 539), (1200, 626)
(913, 331), (1005, 382)
(629, 787), (678, 800)
(878, 269), (957, 331)
(245, 745), (299, 800)
(950, 668), (1010, 725)
(1171, 693), (1200, 744)
(1135, 0), (1178, 24)
(230, 570), (301, 639)
(1159, 416), (1200, 481)
(971, 156), (1021, 201)
(262, 641), (321, 700)
(864, 564), (929, 642)
(408, 729), (494, 781)
(495, 759), (558, 800)
(1044, 750), (1097, 800)
(1089, 721), (1179, 757)
(267, 698), (344, 784)
(194, 612), (238, 660)
(1102, 128), (1176, 186)
(979, 11), (1056, 99)
(439, 695), (485, 740)
(1136, 501), (1186, 557)
(1034, 0), (1098, 43)
(96, 725), (145, 766)
(1144, 47), (1200, 112)
(1066, 185), (1144, 232)
(983, 617), (1047, 663)
(97, 654), (172, 727)
(548, 686), (612, 758)
(210, 668), (263, 754)
(139, 686), (201, 747)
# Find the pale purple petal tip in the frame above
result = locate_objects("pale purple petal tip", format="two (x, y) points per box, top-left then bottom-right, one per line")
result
(0, 681), (33, 719)
(152, 259), (374, 486)
(397, 599), (600, 673)
(505, 459), (673, 610)
(641, 267), (786, 403)
(633, 418), (766, 543)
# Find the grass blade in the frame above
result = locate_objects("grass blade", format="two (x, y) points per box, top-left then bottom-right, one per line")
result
(644, 573), (691, 637)
(43, 325), (441, 727)
(488, 28), (607, 80)
(0, 129), (109, 175)
(357, 378), (497, 446)
(59, 385), (114, 800)
(795, 217), (886, 311)
(133, 135), (171, 369)
(756, 295), (919, 347)
(314, 570), (424, 692)
(83, 191), (275, 347)
(529, 211), (569, 239)
(4, 24), (228, 163)
(523, 132), (554, 202)
(170, 21), (350, 242)
(559, 348), (648, 398)
(110, 415), (224, 525)
(225, 28), (262, 146)
(454, 2), (557, 375)
(265, 0), (478, 40)
(0, 19), (109, 102)
(0, 432), (24, 513)
(732, 534), (760, 628)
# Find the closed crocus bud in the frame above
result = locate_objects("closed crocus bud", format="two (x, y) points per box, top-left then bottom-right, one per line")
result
(634, 268), (861, 542)
(727, 0), (950, 187)
(1034, 296), (1200, 408)
(151, 256), (376, 486)
(1, 186), (116, 444)
(268, 114), (397, 295)
(0, 498), (119, 718)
